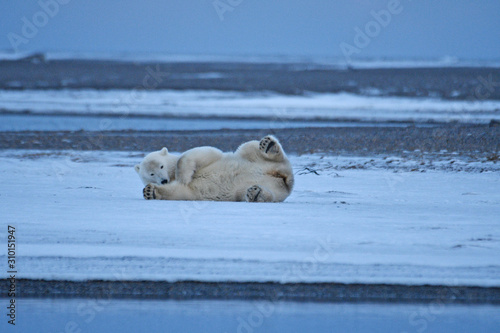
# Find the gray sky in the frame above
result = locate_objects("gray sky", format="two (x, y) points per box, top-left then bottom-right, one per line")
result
(1, 0), (499, 59)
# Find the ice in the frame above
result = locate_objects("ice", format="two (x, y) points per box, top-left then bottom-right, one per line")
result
(0, 150), (498, 286)
(0, 89), (499, 124)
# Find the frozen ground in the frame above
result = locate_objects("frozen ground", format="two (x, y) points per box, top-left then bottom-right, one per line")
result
(0, 150), (499, 286)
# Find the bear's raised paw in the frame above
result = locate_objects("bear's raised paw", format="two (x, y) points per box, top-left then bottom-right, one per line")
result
(259, 136), (280, 155)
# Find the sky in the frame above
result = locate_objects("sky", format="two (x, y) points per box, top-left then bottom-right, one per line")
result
(0, 0), (499, 60)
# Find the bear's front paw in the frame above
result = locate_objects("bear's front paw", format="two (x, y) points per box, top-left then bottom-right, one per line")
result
(143, 184), (157, 200)
(177, 169), (195, 185)
(246, 185), (263, 202)
(259, 135), (280, 156)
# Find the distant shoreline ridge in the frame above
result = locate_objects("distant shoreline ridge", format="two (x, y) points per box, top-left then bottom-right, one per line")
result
(1, 51), (500, 69)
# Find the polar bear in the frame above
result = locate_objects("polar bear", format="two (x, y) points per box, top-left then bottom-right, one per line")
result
(141, 135), (294, 202)
(135, 147), (179, 186)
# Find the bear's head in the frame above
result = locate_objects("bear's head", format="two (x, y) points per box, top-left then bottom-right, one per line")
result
(135, 147), (178, 186)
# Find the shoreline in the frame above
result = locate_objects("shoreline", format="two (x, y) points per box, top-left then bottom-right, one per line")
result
(3, 279), (500, 304)
(1, 125), (498, 157)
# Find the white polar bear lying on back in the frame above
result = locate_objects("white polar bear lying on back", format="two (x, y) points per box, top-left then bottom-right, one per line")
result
(135, 135), (294, 202)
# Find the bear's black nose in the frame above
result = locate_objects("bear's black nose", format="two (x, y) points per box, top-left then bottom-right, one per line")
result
(161, 179), (169, 184)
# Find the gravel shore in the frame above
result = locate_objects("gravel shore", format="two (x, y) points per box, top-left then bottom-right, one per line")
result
(2, 59), (500, 100)
(4, 279), (500, 304)
(1, 124), (498, 158)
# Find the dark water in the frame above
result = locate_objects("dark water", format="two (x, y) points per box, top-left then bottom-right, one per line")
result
(7, 298), (500, 333)
(0, 114), (418, 132)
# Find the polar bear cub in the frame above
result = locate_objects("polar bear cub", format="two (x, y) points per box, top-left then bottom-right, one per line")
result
(135, 147), (179, 186)
(141, 135), (294, 202)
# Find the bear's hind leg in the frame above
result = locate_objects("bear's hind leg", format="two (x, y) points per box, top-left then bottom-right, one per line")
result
(245, 185), (275, 202)
(259, 135), (284, 161)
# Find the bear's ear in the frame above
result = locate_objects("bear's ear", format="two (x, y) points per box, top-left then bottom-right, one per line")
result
(160, 147), (168, 155)
(134, 164), (140, 173)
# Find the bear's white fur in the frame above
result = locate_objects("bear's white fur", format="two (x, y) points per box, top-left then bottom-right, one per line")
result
(135, 147), (179, 186)
(140, 135), (294, 202)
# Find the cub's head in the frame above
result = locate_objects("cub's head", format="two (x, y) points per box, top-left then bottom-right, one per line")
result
(135, 147), (177, 186)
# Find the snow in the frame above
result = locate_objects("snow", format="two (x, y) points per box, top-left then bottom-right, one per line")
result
(0, 150), (499, 286)
(1, 89), (499, 124)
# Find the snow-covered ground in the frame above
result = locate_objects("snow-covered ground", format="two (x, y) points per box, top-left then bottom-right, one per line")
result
(1, 89), (499, 124)
(1, 150), (499, 286)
